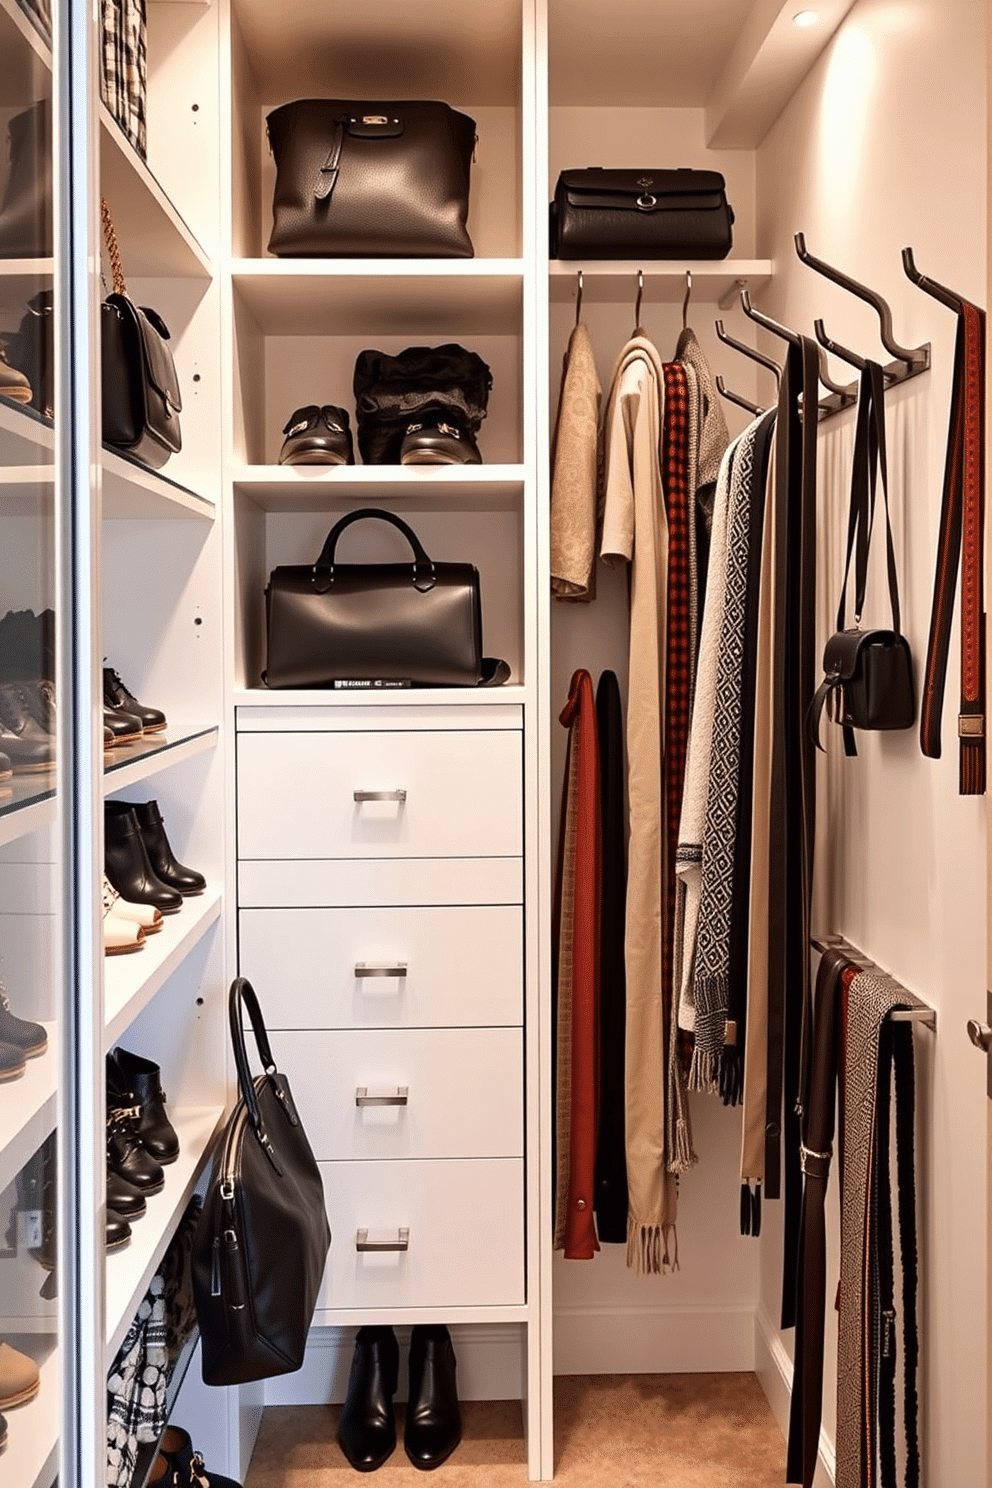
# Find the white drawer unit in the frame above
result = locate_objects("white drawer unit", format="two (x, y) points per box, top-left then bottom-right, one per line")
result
(239, 904), (524, 1028)
(315, 1158), (526, 1312)
(278, 1028), (523, 1160)
(237, 729), (523, 861)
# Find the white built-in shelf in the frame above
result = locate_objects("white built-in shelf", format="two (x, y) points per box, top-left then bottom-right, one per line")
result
(105, 1103), (224, 1362)
(0, 726), (218, 853)
(311, 1305), (530, 1329)
(0, 259), (53, 328)
(102, 449), (216, 520)
(0, 0), (50, 103)
(234, 465), (526, 513)
(0, 1025), (56, 1198)
(232, 259), (524, 336)
(100, 107), (212, 280)
(235, 684), (527, 710)
(104, 885), (222, 1046)
(549, 258), (774, 306)
(0, 467), (54, 513)
(0, 1334), (58, 1488)
(0, 399), (53, 463)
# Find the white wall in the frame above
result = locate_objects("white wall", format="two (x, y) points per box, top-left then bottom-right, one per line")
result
(753, 1), (987, 1481)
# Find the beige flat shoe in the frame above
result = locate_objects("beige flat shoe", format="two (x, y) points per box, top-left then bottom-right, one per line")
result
(103, 876), (163, 935)
(0, 1342), (40, 1409)
(103, 899), (145, 956)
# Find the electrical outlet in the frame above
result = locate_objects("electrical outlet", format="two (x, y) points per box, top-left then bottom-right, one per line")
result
(18, 1210), (42, 1250)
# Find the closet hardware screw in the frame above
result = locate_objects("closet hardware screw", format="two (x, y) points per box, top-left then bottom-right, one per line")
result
(192, 374), (201, 383)
(196, 996), (204, 1006)
(192, 104), (199, 112)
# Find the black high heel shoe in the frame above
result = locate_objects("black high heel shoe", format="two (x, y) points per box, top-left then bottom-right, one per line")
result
(404, 1324), (461, 1471)
(337, 1325), (400, 1472)
(105, 802), (183, 914)
(133, 800), (206, 897)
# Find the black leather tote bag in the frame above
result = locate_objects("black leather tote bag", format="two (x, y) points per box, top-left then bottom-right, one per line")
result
(550, 167), (733, 260)
(264, 508), (484, 689)
(192, 979), (331, 1387)
(266, 99), (476, 258)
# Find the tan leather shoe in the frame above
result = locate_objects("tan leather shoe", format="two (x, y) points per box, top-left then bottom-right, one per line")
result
(0, 1342), (40, 1408)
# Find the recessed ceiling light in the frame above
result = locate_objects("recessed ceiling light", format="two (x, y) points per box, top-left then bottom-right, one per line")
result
(793, 9), (819, 25)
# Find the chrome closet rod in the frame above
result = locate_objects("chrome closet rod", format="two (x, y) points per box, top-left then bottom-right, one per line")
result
(810, 934), (937, 1029)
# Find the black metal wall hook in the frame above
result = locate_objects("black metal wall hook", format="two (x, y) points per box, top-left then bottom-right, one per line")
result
(902, 246), (969, 315)
(715, 374), (764, 418)
(740, 287), (801, 347)
(794, 231), (930, 372)
(715, 318), (781, 386)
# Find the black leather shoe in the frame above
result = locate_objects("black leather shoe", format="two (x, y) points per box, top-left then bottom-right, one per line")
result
(107, 1100), (165, 1196)
(103, 705), (144, 746)
(279, 404), (354, 466)
(13, 678), (55, 734)
(337, 1325), (400, 1472)
(105, 802), (183, 914)
(399, 413), (481, 466)
(111, 1046), (179, 1164)
(105, 1208), (132, 1253)
(0, 981), (46, 1057)
(107, 1167), (146, 1220)
(104, 666), (167, 733)
(0, 686), (55, 770)
(404, 1325), (461, 1471)
(133, 800), (206, 896)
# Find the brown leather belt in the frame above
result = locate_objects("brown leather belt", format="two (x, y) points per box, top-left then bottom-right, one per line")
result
(920, 298), (987, 793)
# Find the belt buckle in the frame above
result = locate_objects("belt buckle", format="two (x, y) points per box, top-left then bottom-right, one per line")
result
(959, 713), (985, 738)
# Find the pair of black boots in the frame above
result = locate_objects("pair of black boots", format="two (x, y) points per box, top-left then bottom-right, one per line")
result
(338, 1325), (461, 1473)
(105, 798), (206, 916)
(106, 1047), (180, 1233)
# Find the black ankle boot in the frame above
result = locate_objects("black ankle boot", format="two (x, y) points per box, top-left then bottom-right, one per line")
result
(133, 800), (206, 896)
(337, 1325), (399, 1473)
(404, 1325), (461, 1471)
(111, 1046), (180, 1164)
(105, 802), (183, 914)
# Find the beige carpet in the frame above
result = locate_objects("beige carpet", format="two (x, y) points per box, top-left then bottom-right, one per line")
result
(246, 1373), (787, 1486)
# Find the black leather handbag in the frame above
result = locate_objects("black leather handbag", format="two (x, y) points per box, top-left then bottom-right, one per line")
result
(192, 978), (331, 1387)
(550, 167), (734, 260)
(100, 199), (182, 469)
(266, 99), (476, 258)
(264, 508), (485, 688)
(809, 362), (915, 755)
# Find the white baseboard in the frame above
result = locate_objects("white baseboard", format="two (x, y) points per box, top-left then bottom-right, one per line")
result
(263, 1324), (527, 1406)
(754, 1306), (835, 1487)
(553, 1302), (756, 1374)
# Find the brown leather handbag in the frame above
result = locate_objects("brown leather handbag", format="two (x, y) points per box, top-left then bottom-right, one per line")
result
(265, 99), (476, 258)
(264, 508), (485, 688)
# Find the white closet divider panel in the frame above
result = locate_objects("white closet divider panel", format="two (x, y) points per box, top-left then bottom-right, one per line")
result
(103, 886), (222, 1046)
(104, 1104), (225, 1360)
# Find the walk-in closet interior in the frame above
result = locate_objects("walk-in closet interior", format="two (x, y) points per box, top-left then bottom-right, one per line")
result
(0, 0), (986, 1484)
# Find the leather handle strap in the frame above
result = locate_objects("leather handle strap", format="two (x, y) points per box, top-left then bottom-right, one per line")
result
(314, 118), (347, 202)
(228, 977), (278, 1140)
(837, 362), (902, 636)
(314, 507), (436, 590)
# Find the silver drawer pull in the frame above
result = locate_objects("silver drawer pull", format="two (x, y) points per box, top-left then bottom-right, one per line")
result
(356, 1227), (410, 1253)
(354, 963), (408, 979)
(355, 1086), (409, 1107)
(353, 789), (407, 803)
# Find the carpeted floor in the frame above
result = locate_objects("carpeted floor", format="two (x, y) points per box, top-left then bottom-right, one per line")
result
(246, 1373), (787, 1486)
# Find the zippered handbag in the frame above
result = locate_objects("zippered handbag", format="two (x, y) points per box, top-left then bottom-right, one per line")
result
(550, 167), (734, 260)
(265, 98), (476, 258)
(192, 978), (331, 1386)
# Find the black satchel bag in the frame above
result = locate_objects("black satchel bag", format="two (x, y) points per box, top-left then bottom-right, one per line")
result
(264, 508), (485, 689)
(100, 199), (182, 469)
(550, 167), (733, 260)
(192, 978), (331, 1387)
(266, 99), (476, 259)
(809, 361), (915, 755)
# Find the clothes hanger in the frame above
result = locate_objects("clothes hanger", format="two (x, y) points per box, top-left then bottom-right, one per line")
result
(633, 268), (644, 336)
(682, 270), (691, 331)
(574, 269), (583, 326)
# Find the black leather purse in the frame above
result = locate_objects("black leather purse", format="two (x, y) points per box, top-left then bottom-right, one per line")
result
(550, 167), (734, 260)
(809, 361), (915, 755)
(192, 979), (331, 1387)
(266, 99), (476, 258)
(264, 508), (487, 689)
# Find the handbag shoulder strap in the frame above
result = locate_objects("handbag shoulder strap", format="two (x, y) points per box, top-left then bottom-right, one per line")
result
(228, 978), (278, 1140)
(836, 360), (902, 635)
(100, 197), (128, 298)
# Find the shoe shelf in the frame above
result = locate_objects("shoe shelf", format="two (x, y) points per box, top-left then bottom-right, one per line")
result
(0, 401), (53, 464)
(0, 0), (50, 102)
(0, 1023), (56, 1198)
(233, 465), (526, 513)
(105, 1103), (224, 1363)
(547, 258), (774, 306)
(232, 260), (525, 337)
(0, 778), (55, 850)
(102, 725), (218, 793)
(102, 449), (216, 521)
(104, 884), (222, 1048)
(100, 107), (212, 281)
(0, 466), (53, 513)
(0, 1333), (58, 1488)
(234, 685), (529, 710)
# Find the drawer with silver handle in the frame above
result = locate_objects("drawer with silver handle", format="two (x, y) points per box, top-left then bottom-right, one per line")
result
(237, 729), (522, 861)
(276, 1028), (523, 1160)
(239, 904), (523, 1029)
(314, 1158), (525, 1312)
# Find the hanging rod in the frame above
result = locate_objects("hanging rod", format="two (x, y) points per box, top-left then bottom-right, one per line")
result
(810, 934), (937, 1029)
(715, 319), (781, 386)
(715, 375), (764, 418)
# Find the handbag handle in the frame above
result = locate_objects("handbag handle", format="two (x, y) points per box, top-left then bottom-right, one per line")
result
(313, 507), (436, 593)
(836, 360), (902, 635)
(228, 977), (280, 1153)
(100, 197), (128, 298)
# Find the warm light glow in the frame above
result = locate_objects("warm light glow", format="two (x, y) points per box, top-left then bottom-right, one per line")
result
(793, 9), (820, 24)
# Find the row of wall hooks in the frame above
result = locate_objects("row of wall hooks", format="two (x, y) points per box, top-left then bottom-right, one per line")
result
(810, 933), (937, 1030)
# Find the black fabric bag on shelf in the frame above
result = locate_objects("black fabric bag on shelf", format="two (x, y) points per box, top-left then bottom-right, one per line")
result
(265, 98), (476, 258)
(353, 342), (492, 465)
(192, 978), (331, 1387)
(550, 167), (734, 260)
(264, 507), (487, 689)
